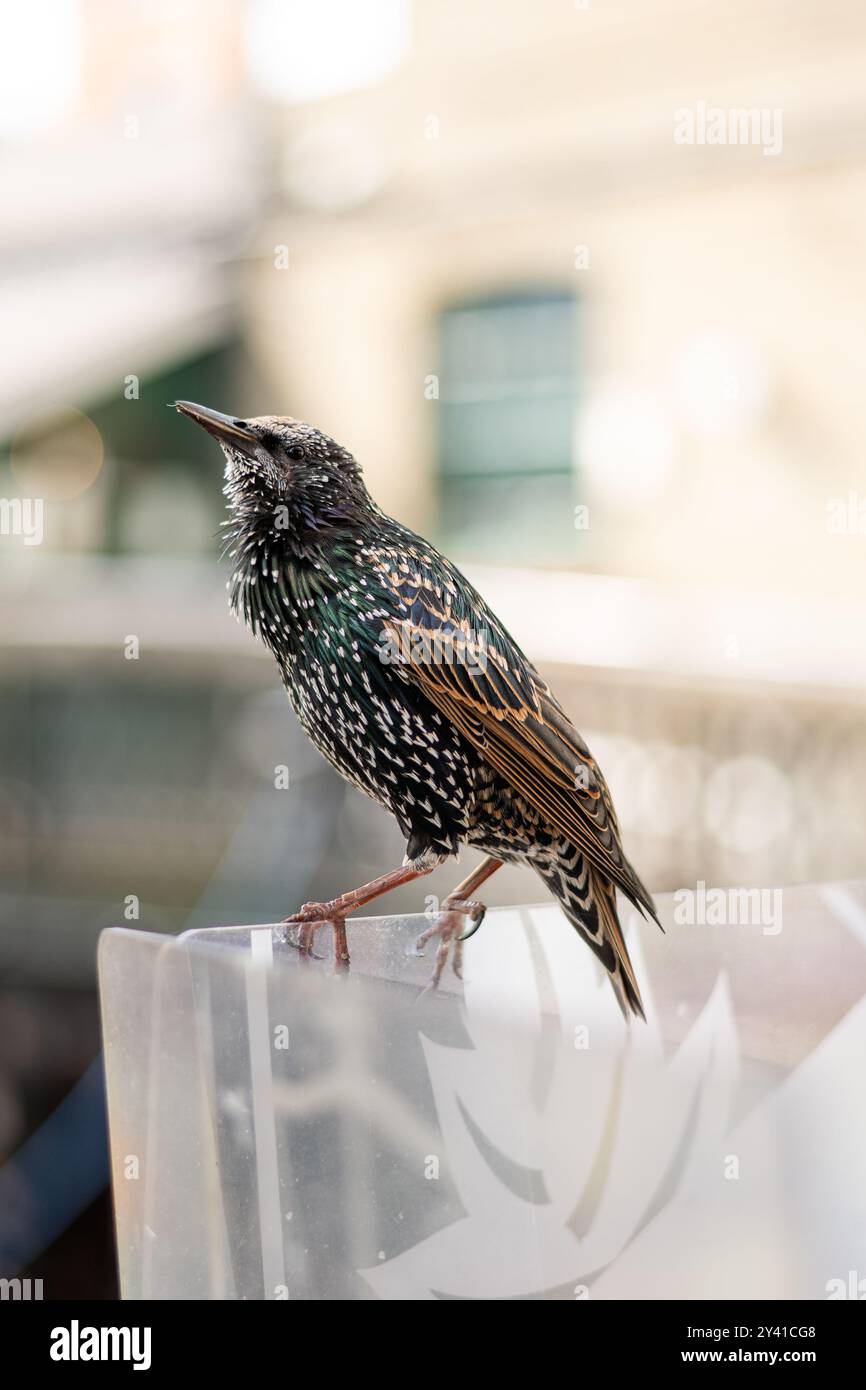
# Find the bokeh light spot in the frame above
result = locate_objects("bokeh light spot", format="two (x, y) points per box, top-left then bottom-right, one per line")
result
(10, 406), (105, 502)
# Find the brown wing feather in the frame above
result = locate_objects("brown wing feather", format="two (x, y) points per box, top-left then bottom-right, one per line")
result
(372, 555), (657, 922)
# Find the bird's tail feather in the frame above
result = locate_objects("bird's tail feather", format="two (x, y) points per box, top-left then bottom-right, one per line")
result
(534, 847), (646, 1020)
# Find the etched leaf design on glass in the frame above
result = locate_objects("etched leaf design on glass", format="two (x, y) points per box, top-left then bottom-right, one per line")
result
(360, 904), (738, 1299)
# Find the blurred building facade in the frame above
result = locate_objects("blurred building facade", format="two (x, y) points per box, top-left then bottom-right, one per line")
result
(2, 0), (865, 911)
(245, 0), (866, 601)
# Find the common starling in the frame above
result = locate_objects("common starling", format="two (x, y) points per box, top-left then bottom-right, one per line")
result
(176, 402), (659, 1016)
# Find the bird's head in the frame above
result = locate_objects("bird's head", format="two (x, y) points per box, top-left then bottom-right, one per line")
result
(175, 400), (370, 547)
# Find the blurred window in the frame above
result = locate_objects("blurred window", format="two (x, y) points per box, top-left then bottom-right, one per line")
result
(436, 290), (579, 564)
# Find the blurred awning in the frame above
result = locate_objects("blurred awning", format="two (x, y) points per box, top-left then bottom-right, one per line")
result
(0, 111), (259, 435)
(3, 554), (866, 696)
(465, 564), (866, 695)
(0, 251), (235, 437)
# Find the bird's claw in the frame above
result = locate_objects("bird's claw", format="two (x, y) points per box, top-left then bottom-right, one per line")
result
(283, 921), (326, 959)
(281, 900), (337, 957)
(452, 898), (487, 941)
(281, 911), (350, 972)
(412, 896), (488, 990)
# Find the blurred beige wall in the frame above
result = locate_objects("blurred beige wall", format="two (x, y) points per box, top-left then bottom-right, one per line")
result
(242, 0), (866, 602)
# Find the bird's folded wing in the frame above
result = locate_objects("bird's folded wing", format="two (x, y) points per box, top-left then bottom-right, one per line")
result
(371, 549), (657, 919)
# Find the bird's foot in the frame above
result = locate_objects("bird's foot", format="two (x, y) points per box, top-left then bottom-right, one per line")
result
(283, 920), (324, 958)
(283, 898), (341, 926)
(412, 896), (487, 989)
(282, 911), (350, 973)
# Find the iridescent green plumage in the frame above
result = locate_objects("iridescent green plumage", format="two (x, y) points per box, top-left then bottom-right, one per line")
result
(177, 401), (659, 1015)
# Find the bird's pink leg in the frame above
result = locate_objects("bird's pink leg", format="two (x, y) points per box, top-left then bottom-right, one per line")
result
(284, 862), (436, 970)
(286, 861), (435, 923)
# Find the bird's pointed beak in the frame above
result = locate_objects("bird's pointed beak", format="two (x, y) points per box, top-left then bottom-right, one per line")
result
(174, 401), (258, 451)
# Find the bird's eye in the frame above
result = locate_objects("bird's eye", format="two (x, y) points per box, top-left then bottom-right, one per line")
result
(286, 444), (305, 462)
